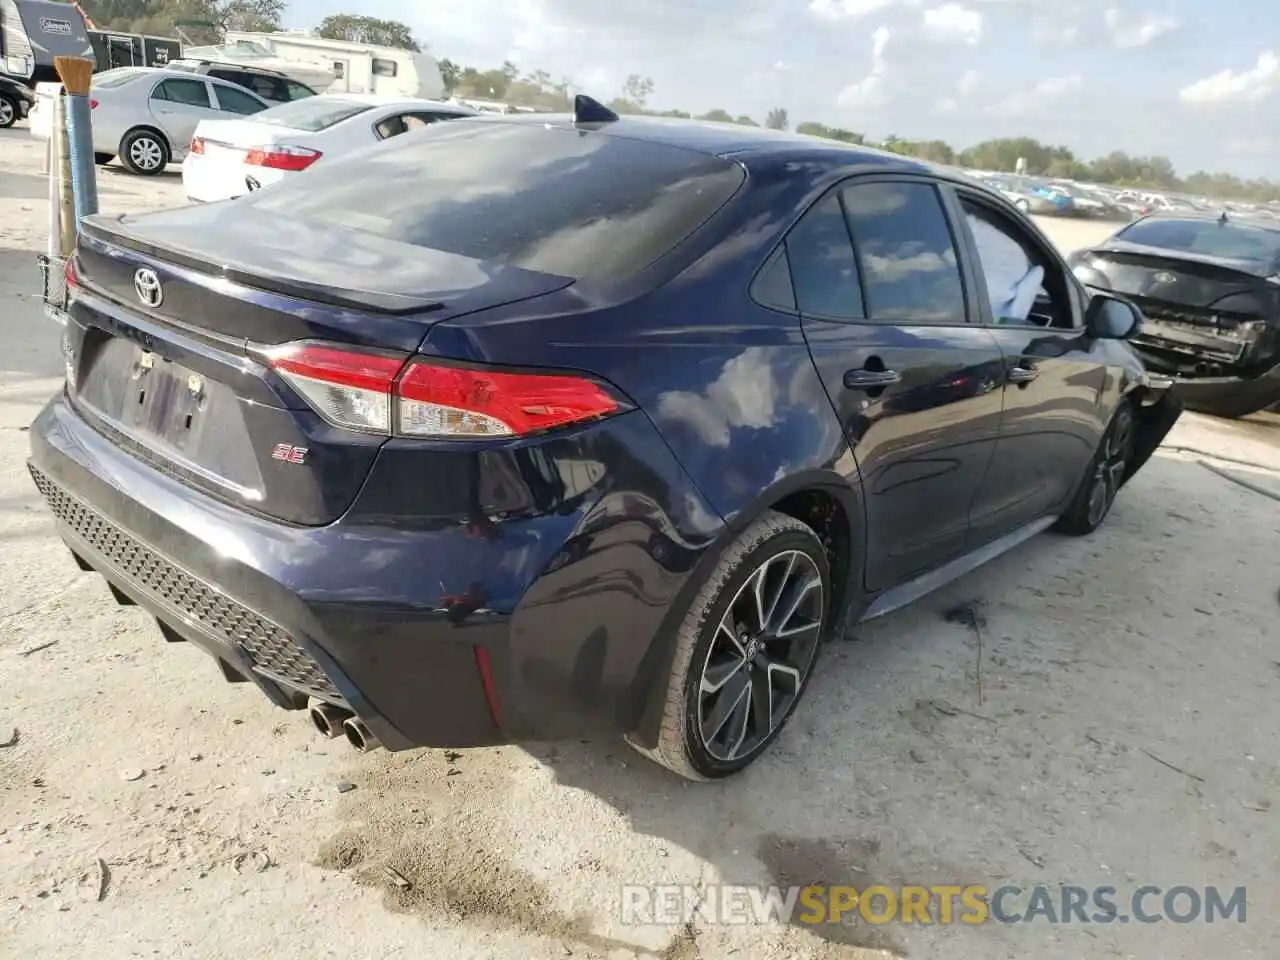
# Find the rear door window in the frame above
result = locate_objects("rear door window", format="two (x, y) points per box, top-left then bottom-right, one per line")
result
(213, 84), (267, 115)
(151, 78), (212, 108)
(244, 121), (746, 284)
(841, 181), (966, 323)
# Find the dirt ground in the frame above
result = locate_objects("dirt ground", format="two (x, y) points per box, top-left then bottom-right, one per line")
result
(1, 127), (1278, 960)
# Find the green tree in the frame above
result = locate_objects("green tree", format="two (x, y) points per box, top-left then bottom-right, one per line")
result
(316, 14), (419, 51)
(438, 58), (460, 93)
(765, 107), (788, 131)
(699, 108), (734, 123)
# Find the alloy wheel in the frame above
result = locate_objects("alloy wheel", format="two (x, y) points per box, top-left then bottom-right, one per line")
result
(0, 99), (14, 127)
(130, 137), (164, 172)
(696, 550), (824, 763)
(1086, 410), (1133, 526)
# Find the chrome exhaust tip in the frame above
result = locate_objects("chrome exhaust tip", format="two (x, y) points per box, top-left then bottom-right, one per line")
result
(343, 716), (381, 753)
(308, 697), (351, 739)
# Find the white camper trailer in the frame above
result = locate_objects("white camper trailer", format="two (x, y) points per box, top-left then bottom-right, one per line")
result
(221, 30), (444, 100)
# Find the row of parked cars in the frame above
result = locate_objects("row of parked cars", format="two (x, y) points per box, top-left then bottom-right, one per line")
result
(22, 62), (479, 197)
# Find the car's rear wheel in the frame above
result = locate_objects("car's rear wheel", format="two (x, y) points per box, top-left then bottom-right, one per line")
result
(0, 93), (17, 129)
(632, 510), (830, 781)
(1055, 400), (1135, 536)
(119, 129), (169, 176)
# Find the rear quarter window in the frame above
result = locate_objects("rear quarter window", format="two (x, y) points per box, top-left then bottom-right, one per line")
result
(1117, 218), (1280, 263)
(244, 121), (747, 284)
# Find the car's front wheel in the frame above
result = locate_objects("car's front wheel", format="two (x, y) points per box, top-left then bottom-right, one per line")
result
(119, 129), (169, 176)
(633, 510), (830, 781)
(1055, 400), (1135, 536)
(0, 93), (18, 129)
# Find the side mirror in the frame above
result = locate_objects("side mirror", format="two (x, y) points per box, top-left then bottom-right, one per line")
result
(1084, 292), (1141, 340)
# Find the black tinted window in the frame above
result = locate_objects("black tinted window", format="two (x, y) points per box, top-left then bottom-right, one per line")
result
(752, 248), (796, 312)
(1116, 217), (1280, 264)
(842, 182), (965, 323)
(785, 194), (863, 318)
(151, 78), (211, 108)
(215, 85), (266, 115)
(245, 122), (746, 284)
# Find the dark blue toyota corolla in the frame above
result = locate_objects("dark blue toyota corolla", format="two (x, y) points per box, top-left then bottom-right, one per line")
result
(29, 98), (1181, 780)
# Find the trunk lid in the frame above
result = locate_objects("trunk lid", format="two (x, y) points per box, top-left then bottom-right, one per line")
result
(1082, 243), (1280, 372)
(195, 118), (310, 158)
(67, 210), (573, 525)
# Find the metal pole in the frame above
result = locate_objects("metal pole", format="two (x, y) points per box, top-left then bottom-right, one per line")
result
(55, 57), (99, 229)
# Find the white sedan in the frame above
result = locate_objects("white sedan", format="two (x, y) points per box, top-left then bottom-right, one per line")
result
(181, 94), (479, 203)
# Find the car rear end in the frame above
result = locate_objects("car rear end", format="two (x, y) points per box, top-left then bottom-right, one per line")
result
(1071, 216), (1280, 416)
(183, 96), (375, 202)
(29, 116), (745, 751)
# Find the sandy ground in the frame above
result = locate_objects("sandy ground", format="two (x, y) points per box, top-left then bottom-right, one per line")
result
(1, 127), (1278, 960)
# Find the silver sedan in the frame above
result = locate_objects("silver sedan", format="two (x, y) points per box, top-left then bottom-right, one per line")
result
(49, 67), (272, 176)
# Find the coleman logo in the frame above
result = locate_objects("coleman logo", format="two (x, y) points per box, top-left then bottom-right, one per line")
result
(40, 18), (73, 36)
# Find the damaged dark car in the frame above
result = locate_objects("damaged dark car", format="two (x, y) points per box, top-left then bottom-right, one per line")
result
(1069, 213), (1280, 418)
(29, 106), (1184, 781)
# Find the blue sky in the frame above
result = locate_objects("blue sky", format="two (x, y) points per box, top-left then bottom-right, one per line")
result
(287, 0), (1279, 178)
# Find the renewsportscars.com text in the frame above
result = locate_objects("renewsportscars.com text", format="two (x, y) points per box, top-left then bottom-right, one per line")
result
(621, 884), (1247, 926)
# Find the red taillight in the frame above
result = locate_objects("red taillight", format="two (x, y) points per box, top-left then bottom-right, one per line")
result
(190, 136), (205, 155)
(265, 343), (619, 438)
(396, 362), (619, 437)
(89, 99), (98, 109)
(63, 255), (80, 295)
(244, 145), (322, 172)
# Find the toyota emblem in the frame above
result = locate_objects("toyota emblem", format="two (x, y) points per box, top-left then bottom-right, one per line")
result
(134, 268), (163, 307)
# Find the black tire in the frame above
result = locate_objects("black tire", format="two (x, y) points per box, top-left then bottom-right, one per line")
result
(1055, 400), (1135, 536)
(118, 128), (170, 176)
(94, 153), (114, 165)
(0, 93), (18, 129)
(630, 510), (831, 781)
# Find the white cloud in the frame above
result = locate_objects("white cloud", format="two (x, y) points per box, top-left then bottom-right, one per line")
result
(922, 4), (983, 44)
(1103, 8), (1178, 48)
(989, 73), (1082, 116)
(837, 26), (892, 108)
(1179, 51), (1280, 104)
(936, 68), (980, 113)
(809, 0), (896, 20)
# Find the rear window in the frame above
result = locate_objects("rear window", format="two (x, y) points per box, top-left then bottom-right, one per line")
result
(255, 97), (375, 131)
(92, 69), (147, 89)
(1117, 218), (1280, 264)
(244, 121), (747, 283)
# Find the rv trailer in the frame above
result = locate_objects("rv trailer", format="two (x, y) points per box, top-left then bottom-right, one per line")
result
(222, 30), (445, 100)
(87, 30), (182, 72)
(0, 0), (93, 83)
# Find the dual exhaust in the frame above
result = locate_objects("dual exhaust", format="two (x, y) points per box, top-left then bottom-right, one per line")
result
(308, 697), (380, 752)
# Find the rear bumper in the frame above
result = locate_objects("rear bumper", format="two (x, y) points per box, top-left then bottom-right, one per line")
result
(28, 390), (721, 749)
(1161, 360), (1280, 417)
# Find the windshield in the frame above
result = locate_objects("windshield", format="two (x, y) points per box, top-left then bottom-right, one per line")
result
(1116, 217), (1280, 263)
(255, 98), (375, 131)
(244, 120), (746, 284)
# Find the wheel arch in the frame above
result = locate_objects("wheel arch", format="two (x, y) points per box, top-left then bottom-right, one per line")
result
(627, 468), (865, 749)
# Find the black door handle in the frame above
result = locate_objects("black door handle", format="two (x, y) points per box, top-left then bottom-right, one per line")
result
(1007, 365), (1039, 384)
(844, 368), (902, 390)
